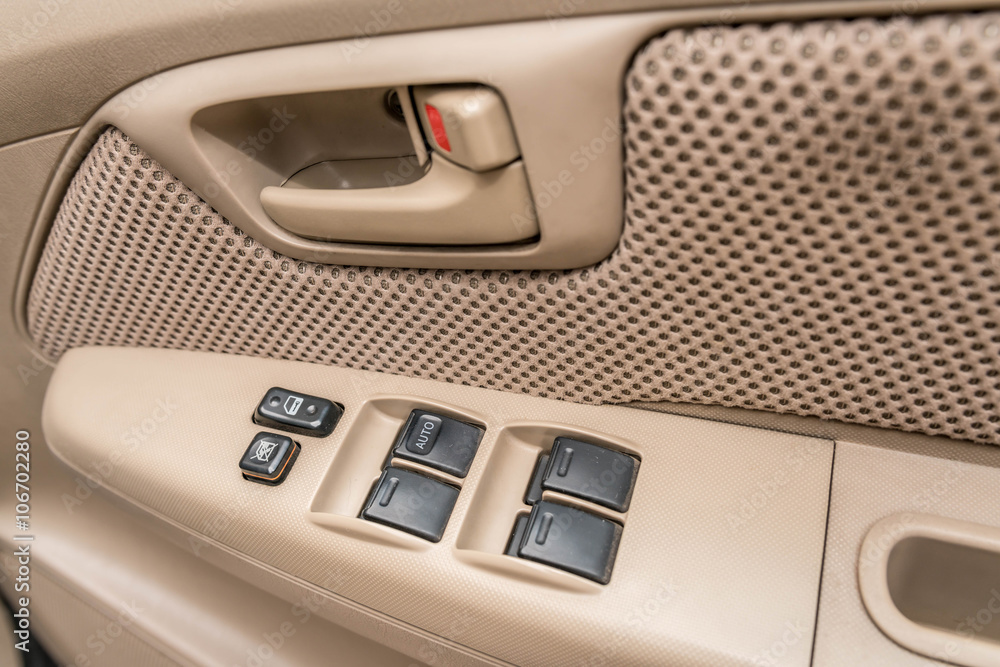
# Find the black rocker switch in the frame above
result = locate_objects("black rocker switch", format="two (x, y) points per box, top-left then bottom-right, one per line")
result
(239, 432), (300, 486)
(392, 410), (484, 478)
(517, 500), (623, 584)
(541, 437), (639, 512)
(524, 454), (549, 505)
(505, 513), (531, 557)
(254, 387), (343, 437)
(362, 467), (460, 542)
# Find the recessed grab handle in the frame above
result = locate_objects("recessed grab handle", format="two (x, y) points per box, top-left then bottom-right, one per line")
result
(859, 513), (1000, 667)
(260, 155), (538, 247)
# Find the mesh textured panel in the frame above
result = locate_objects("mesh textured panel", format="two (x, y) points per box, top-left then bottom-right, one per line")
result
(28, 13), (1000, 444)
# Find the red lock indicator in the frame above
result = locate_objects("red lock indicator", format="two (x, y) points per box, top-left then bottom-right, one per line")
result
(424, 103), (451, 152)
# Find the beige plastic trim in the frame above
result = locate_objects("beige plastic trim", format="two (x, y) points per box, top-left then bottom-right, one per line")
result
(261, 157), (538, 245)
(859, 513), (1000, 667)
(35, 15), (669, 269)
(41, 346), (833, 666)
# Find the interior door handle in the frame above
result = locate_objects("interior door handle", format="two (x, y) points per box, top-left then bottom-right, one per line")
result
(259, 154), (538, 246)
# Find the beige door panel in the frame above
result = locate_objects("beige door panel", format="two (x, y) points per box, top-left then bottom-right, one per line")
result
(814, 442), (1000, 666)
(42, 346), (833, 667)
(6, 1), (1000, 665)
(0, 479), (420, 667)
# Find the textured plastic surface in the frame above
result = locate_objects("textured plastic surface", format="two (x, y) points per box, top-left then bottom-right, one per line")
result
(814, 442), (1000, 666)
(42, 346), (833, 667)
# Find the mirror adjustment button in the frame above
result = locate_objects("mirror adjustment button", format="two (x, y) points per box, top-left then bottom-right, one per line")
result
(254, 387), (343, 437)
(239, 432), (300, 485)
(362, 467), (459, 542)
(518, 501), (622, 584)
(392, 410), (483, 478)
(541, 437), (639, 512)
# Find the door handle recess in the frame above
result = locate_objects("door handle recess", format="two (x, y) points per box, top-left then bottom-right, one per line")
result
(260, 154), (538, 246)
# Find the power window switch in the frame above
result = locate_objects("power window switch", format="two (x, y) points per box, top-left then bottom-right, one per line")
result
(542, 437), (639, 512)
(392, 410), (484, 478)
(362, 467), (459, 542)
(505, 513), (531, 557)
(254, 387), (343, 437)
(524, 454), (549, 505)
(518, 501), (622, 584)
(239, 432), (300, 486)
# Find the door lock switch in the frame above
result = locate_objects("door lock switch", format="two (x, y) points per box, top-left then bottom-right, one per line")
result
(254, 387), (343, 437)
(542, 437), (639, 512)
(362, 467), (460, 542)
(239, 432), (300, 486)
(392, 410), (484, 478)
(413, 85), (521, 172)
(517, 501), (622, 584)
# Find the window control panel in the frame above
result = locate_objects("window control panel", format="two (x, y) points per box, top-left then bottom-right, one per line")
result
(254, 387), (343, 437)
(507, 436), (639, 583)
(357, 407), (484, 541)
(362, 467), (460, 542)
(541, 437), (639, 512)
(239, 432), (300, 485)
(516, 501), (623, 584)
(392, 409), (484, 478)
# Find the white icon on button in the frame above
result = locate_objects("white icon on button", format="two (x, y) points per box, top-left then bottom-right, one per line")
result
(283, 396), (303, 416)
(252, 440), (278, 462)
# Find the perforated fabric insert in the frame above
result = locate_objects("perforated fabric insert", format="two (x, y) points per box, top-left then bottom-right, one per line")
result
(27, 13), (1000, 444)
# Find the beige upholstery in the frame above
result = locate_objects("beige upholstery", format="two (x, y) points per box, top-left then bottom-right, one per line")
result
(27, 13), (1000, 446)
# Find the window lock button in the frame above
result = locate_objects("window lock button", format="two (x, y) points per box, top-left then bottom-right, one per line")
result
(254, 387), (343, 437)
(239, 432), (300, 486)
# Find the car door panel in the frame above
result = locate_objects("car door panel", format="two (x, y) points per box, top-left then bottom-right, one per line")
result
(4, 1), (1000, 666)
